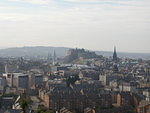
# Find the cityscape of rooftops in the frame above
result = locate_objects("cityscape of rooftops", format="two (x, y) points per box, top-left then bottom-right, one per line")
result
(0, 0), (150, 113)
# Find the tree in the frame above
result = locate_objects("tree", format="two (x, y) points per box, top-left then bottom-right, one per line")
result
(66, 75), (80, 87)
(19, 93), (31, 113)
(37, 105), (54, 113)
(20, 98), (29, 113)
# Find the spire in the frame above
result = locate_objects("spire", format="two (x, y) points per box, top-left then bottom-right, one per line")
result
(53, 50), (57, 65)
(113, 46), (118, 62)
(5, 64), (8, 73)
(47, 52), (52, 64)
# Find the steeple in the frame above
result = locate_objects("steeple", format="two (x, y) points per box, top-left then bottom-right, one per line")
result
(113, 46), (117, 62)
(47, 52), (52, 64)
(53, 50), (57, 65)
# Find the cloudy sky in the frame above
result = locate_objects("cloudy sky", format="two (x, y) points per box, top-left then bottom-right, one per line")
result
(0, 0), (150, 53)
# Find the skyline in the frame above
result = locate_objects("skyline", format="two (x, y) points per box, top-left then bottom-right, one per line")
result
(0, 46), (150, 55)
(0, 0), (150, 53)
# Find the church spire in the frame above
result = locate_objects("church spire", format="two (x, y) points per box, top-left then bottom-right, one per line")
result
(113, 46), (117, 62)
(53, 50), (57, 65)
(47, 52), (52, 64)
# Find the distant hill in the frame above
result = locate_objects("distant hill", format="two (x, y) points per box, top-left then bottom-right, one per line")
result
(0, 46), (149, 59)
(95, 51), (150, 60)
(0, 46), (70, 58)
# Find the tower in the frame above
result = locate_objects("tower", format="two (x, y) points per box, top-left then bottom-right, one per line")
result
(113, 46), (119, 73)
(53, 50), (57, 65)
(113, 46), (118, 62)
(5, 64), (8, 73)
(47, 53), (52, 64)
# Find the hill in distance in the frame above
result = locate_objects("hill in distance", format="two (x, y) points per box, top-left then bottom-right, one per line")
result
(0, 46), (70, 58)
(0, 46), (149, 60)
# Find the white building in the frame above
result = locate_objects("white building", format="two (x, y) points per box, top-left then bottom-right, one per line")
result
(3, 73), (14, 87)
(119, 82), (138, 92)
(3, 73), (29, 89)
(143, 89), (150, 101)
(99, 74), (107, 85)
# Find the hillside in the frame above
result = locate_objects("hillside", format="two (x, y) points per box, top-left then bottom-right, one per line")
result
(0, 46), (149, 59)
(0, 46), (70, 58)
(63, 48), (102, 63)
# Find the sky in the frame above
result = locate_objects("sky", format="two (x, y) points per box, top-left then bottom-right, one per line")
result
(0, 0), (150, 53)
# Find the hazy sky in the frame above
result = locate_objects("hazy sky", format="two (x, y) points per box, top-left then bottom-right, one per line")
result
(0, 0), (150, 53)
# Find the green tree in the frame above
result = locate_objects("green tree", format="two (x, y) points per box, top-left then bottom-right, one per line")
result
(20, 98), (29, 113)
(37, 105), (53, 113)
